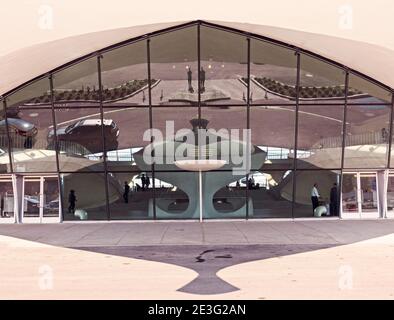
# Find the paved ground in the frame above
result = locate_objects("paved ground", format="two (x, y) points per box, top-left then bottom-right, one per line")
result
(1, 219), (394, 299)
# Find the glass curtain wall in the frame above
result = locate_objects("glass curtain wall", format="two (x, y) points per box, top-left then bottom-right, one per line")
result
(1, 22), (393, 221)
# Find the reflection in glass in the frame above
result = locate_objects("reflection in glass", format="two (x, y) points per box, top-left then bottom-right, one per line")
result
(61, 173), (107, 220)
(360, 174), (378, 212)
(201, 26), (247, 105)
(348, 73), (392, 104)
(0, 177), (14, 219)
(293, 170), (340, 217)
(150, 26), (198, 105)
(342, 173), (358, 214)
(107, 171), (154, 220)
(248, 170), (293, 218)
(101, 40), (149, 106)
(250, 39), (296, 104)
(297, 104), (344, 169)
(344, 104), (390, 168)
(250, 106), (295, 170)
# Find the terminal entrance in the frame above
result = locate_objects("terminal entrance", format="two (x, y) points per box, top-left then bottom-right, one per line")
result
(21, 176), (61, 223)
(341, 172), (380, 219)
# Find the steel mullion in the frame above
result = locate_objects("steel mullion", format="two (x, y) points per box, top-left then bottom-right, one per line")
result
(49, 75), (65, 222)
(291, 51), (301, 219)
(2, 99), (14, 174)
(245, 37), (251, 220)
(387, 93), (394, 168)
(97, 55), (111, 220)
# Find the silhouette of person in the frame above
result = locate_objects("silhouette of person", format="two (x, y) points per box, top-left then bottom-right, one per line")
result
(123, 181), (130, 203)
(382, 127), (388, 142)
(200, 67), (206, 91)
(68, 190), (77, 214)
(187, 67), (192, 92)
(145, 175), (151, 189)
(141, 174), (146, 191)
(330, 182), (339, 216)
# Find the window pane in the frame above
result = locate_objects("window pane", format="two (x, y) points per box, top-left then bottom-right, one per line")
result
(53, 57), (105, 172)
(250, 105), (295, 170)
(201, 106), (249, 171)
(297, 104), (344, 169)
(250, 39), (296, 104)
(61, 172), (107, 220)
(107, 171), (154, 220)
(348, 73), (391, 104)
(248, 169), (293, 218)
(6, 77), (50, 110)
(53, 57), (99, 107)
(201, 26), (247, 105)
(104, 107), (149, 171)
(54, 108), (105, 171)
(0, 102), (11, 173)
(299, 54), (345, 103)
(6, 79), (57, 172)
(155, 171), (198, 220)
(293, 170), (341, 218)
(101, 40), (148, 106)
(344, 104), (390, 168)
(150, 26), (198, 106)
(151, 106), (198, 171)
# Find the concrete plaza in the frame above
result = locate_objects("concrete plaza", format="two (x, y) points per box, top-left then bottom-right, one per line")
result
(1, 219), (394, 299)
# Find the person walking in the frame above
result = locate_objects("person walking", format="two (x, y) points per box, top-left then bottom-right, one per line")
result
(68, 189), (77, 214)
(123, 181), (130, 203)
(311, 183), (320, 214)
(330, 182), (339, 216)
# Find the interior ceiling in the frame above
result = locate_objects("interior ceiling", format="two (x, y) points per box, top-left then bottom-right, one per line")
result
(0, 20), (393, 97)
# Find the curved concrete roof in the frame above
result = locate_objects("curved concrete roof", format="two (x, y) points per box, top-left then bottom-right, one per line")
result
(1, 20), (393, 97)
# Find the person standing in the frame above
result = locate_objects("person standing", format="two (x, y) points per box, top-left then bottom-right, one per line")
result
(311, 183), (320, 214)
(187, 67), (192, 92)
(68, 190), (77, 214)
(200, 67), (206, 91)
(141, 174), (146, 191)
(145, 175), (151, 190)
(330, 182), (339, 216)
(123, 181), (130, 203)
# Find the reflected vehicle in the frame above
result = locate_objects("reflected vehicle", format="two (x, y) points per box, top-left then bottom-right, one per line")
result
(48, 119), (119, 153)
(0, 118), (38, 137)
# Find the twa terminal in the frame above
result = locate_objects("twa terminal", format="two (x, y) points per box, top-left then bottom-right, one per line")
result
(0, 20), (394, 223)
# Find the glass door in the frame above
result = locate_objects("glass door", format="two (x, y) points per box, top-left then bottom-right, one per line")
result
(0, 176), (15, 223)
(341, 172), (380, 219)
(385, 172), (394, 218)
(22, 176), (60, 223)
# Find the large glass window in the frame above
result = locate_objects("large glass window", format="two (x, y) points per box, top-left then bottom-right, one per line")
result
(250, 39), (297, 105)
(53, 57), (105, 172)
(348, 73), (392, 104)
(61, 172), (107, 220)
(107, 171), (154, 220)
(344, 104), (391, 168)
(5, 78), (57, 172)
(293, 170), (341, 218)
(150, 26), (198, 106)
(200, 26), (247, 106)
(248, 169), (294, 218)
(101, 40), (148, 107)
(250, 105), (295, 170)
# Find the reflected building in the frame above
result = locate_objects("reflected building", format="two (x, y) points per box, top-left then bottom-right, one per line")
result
(0, 20), (393, 222)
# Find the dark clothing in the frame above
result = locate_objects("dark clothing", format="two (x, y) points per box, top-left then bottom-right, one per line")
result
(187, 70), (192, 87)
(68, 193), (76, 214)
(330, 186), (339, 216)
(200, 69), (206, 88)
(123, 184), (130, 203)
(311, 196), (319, 213)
